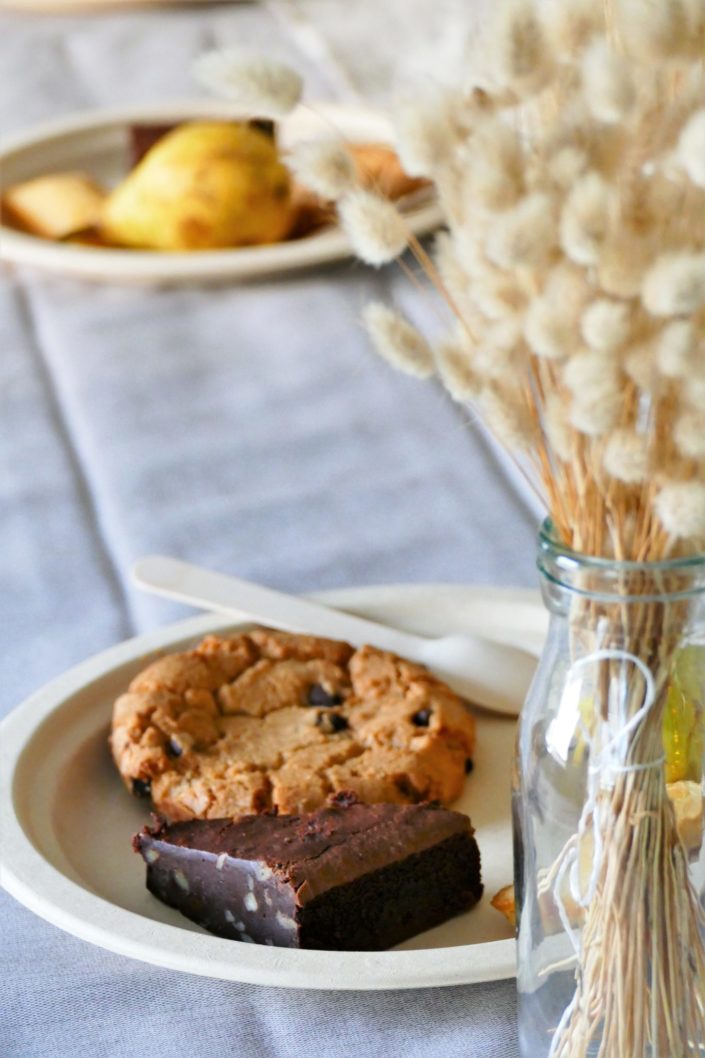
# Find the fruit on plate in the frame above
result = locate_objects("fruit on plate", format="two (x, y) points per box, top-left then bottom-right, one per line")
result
(101, 121), (292, 251)
(663, 644), (705, 784)
(2, 171), (107, 240)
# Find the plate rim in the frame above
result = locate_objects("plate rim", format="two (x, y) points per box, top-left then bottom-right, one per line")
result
(0, 583), (543, 990)
(0, 100), (444, 285)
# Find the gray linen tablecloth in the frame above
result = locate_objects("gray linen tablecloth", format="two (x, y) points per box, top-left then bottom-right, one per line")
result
(1, 4), (540, 1055)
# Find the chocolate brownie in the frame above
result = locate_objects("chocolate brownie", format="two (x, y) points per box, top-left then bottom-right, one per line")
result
(111, 629), (476, 820)
(133, 794), (483, 950)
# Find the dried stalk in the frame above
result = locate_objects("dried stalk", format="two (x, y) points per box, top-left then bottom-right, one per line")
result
(551, 585), (705, 1057)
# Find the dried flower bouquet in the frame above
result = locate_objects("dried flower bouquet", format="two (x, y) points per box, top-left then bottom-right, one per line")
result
(195, 4), (705, 1052)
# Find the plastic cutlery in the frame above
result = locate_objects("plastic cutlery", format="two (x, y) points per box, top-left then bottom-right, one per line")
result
(131, 555), (537, 716)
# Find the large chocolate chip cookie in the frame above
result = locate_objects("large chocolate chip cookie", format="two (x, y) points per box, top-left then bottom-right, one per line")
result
(110, 628), (476, 820)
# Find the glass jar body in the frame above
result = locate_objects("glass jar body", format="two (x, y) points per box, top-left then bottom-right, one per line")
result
(513, 526), (705, 1058)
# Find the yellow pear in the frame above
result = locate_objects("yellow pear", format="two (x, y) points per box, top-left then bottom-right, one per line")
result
(102, 121), (292, 251)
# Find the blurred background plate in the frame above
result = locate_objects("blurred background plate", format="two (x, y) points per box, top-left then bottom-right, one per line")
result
(0, 584), (546, 989)
(0, 100), (442, 285)
(0, 0), (241, 12)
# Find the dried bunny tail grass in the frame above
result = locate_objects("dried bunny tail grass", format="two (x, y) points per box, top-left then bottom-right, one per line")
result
(192, 51), (302, 118)
(580, 298), (631, 352)
(524, 299), (571, 360)
(683, 374), (705, 412)
(654, 480), (705, 540)
(614, 0), (692, 61)
(462, 118), (524, 211)
(674, 408), (705, 457)
(677, 109), (705, 188)
(598, 231), (656, 298)
(491, 0), (555, 97)
(477, 384), (537, 451)
(603, 427), (650, 483)
(642, 252), (705, 316)
(525, 263), (590, 360)
(393, 90), (461, 178)
(581, 39), (636, 124)
(362, 302), (435, 379)
(570, 394), (622, 437)
(338, 190), (409, 266)
(564, 351), (622, 435)
(560, 172), (614, 267)
(288, 140), (355, 200)
(655, 319), (698, 377)
(544, 393), (573, 461)
(434, 232), (471, 299)
(624, 343), (662, 394)
(472, 317), (524, 380)
(485, 193), (557, 270)
(470, 265), (528, 321)
(435, 333), (481, 402)
(544, 146), (590, 192)
(541, 0), (604, 56)
(683, 0), (705, 52)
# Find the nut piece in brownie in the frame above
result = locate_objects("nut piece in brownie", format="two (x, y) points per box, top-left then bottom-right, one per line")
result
(133, 794), (483, 951)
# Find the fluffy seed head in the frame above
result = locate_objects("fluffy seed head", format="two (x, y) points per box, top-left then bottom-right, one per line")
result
(624, 344), (661, 394)
(570, 394), (621, 436)
(581, 39), (636, 124)
(561, 172), (613, 266)
(581, 298), (631, 352)
(394, 91), (458, 178)
(541, 0), (603, 54)
(469, 264), (527, 321)
(473, 318), (523, 379)
(192, 51), (302, 118)
(563, 350), (616, 394)
(435, 232), (469, 292)
(598, 232), (654, 298)
(525, 300), (571, 360)
(564, 351), (622, 435)
(678, 110), (705, 189)
(362, 303), (434, 379)
(655, 320), (697, 377)
(338, 190), (408, 266)
(674, 409), (705, 457)
(435, 334), (481, 402)
(478, 385), (536, 451)
(684, 375), (705, 412)
(615, 0), (692, 60)
(493, 0), (554, 97)
(485, 193), (557, 270)
(463, 119), (524, 211)
(603, 428), (650, 484)
(545, 146), (590, 191)
(642, 253), (705, 317)
(288, 141), (355, 200)
(654, 480), (705, 540)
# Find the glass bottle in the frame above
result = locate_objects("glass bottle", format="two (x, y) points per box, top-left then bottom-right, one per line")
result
(513, 521), (705, 1058)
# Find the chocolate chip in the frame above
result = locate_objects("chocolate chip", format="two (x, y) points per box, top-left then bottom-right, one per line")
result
(316, 711), (349, 734)
(307, 683), (343, 707)
(411, 709), (432, 727)
(132, 778), (152, 798)
(166, 738), (183, 758)
(464, 758), (474, 774)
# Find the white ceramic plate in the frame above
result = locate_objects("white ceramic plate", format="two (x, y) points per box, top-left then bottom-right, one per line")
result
(0, 583), (547, 990)
(0, 101), (442, 285)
